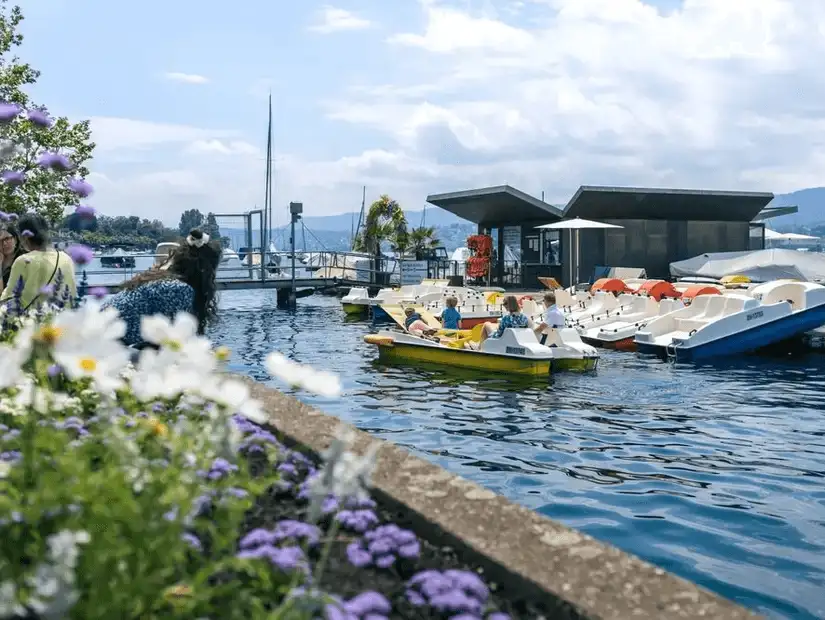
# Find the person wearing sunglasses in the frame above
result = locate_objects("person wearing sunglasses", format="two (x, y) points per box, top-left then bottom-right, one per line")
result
(0, 223), (23, 292)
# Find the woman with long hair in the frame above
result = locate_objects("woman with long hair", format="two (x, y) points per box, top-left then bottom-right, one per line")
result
(103, 229), (221, 346)
(0, 213), (76, 309)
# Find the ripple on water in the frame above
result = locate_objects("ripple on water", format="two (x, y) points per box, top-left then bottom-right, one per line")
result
(211, 293), (825, 620)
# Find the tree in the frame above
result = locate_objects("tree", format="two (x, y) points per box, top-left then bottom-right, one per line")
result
(203, 212), (221, 239)
(408, 226), (441, 259)
(178, 209), (204, 236)
(352, 195), (407, 258)
(0, 2), (95, 224)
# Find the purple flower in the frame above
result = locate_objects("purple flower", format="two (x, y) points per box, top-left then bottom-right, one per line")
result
(335, 509), (378, 533)
(0, 211), (8, 221)
(0, 102), (21, 123)
(325, 591), (391, 620)
(236, 544), (308, 573)
(74, 205), (95, 217)
(239, 520), (320, 551)
(47, 364), (62, 377)
(406, 570), (491, 615)
(1, 170), (25, 187)
(37, 151), (72, 171)
(27, 108), (52, 128)
(20, 230), (33, 237)
(65, 244), (94, 265)
(239, 528), (277, 549)
(39, 284), (55, 296)
(88, 286), (108, 299)
(202, 457), (238, 480)
(67, 178), (93, 197)
(181, 533), (202, 551)
(346, 524), (419, 569)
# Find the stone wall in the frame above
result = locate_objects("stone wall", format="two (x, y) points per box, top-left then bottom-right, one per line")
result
(243, 378), (761, 619)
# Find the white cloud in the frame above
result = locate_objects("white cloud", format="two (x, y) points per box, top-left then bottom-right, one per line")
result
(89, 117), (236, 151)
(80, 0), (825, 226)
(308, 6), (373, 33)
(185, 139), (261, 157)
(324, 0), (825, 202)
(163, 72), (209, 84)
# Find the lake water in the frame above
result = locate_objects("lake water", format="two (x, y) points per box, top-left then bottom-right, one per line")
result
(81, 262), (825, 619)
(205, 290), (825, 620)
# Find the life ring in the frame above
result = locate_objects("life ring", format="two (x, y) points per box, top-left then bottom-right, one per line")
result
(517, 295), (533, 307)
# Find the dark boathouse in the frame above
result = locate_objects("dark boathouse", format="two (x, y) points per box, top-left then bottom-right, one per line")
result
(426, 185), (796, 289)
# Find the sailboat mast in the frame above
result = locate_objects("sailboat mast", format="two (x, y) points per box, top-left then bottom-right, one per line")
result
(264, 93), (274, 255)
(352, 185), (366, 251)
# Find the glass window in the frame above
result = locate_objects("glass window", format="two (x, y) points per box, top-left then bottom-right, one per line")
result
(540, 230), (560, 265)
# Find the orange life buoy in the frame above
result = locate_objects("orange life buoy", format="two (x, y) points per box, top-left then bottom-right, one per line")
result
(517, 295), (533, 307)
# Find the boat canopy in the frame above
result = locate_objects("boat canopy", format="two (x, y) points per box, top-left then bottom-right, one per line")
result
(670, 249), (825, 283)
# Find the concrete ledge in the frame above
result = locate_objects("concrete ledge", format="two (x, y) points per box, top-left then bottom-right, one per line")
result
(242, 378), (761, 620)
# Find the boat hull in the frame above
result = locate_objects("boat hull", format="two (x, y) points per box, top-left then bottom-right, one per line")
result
(374, 341), (596, 376)
(583, 335), (637, 352)
(342, 302), (369, 316)
(638, 304), (825, 361)
(459, 316), (496, 329)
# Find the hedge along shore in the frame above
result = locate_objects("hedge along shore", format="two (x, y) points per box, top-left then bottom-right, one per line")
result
(240, 378), (761, 620)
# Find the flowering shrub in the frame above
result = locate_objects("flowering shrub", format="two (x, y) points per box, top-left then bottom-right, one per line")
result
(0, 100), (519, 620)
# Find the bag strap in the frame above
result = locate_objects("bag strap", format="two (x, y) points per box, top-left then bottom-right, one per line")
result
(20, 250), (63, 312)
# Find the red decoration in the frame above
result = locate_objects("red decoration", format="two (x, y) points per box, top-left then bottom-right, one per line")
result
(465, 234), (493, 279)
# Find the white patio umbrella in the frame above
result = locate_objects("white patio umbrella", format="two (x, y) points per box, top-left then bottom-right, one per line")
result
(536, 218), (624, 287)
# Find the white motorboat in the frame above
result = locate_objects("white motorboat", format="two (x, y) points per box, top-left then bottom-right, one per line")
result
(634, 280), (825, 361)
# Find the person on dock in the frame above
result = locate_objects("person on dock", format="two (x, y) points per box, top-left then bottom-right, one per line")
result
(103, 229), (221, 346)
(0, 222), (24, 291)
(1, 213), (76, 310)
(477, 295), (533, 344)
(441, 296), (461, 330)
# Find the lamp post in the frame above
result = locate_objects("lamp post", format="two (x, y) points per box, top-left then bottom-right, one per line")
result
(289, 202), (303, 308)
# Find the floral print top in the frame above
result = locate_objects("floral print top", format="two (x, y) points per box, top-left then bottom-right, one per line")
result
(491, 312), (530, 339)
(103, 279), (195, 346)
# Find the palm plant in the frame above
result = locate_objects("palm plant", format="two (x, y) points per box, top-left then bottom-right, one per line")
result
(352, 194), (408, 282)
(408, 226), (440, 259)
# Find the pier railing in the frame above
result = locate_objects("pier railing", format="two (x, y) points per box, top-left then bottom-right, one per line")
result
(77, 249), (470, 292)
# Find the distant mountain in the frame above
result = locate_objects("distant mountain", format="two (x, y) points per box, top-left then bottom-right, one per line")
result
(769, 188), (825, 229)
(296, 207), (464, 232)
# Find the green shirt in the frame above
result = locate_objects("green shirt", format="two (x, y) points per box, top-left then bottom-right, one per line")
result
(0, 249), (77, 309)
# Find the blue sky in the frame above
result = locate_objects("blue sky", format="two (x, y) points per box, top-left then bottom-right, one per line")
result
(14, 0), (825, 226)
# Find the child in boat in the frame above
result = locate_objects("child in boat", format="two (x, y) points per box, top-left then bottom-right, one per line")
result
(441, 296), (461, 330)
(403, 307), (439, 340)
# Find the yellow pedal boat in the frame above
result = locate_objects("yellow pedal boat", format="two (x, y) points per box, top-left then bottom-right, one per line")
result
(364, 326), (599, 376)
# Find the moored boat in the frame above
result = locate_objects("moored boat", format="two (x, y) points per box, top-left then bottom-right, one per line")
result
(634, 280), (825, 361)
(363, 326), (599, 376)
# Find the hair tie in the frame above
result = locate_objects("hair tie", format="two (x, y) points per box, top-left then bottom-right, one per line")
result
(186, 232), (209, 248)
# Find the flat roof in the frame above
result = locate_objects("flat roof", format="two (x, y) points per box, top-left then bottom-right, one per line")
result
(426, 185), (564, 225)
(752, 205), (798, 221)
(428, 184), (777, 224)
(563, 186), (775, 222)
